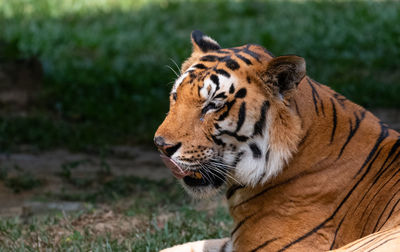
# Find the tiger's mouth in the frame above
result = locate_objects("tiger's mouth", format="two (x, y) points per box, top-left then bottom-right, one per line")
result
(160, 154), (226, 188)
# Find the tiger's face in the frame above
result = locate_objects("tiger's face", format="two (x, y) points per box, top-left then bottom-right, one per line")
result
(154, 31), (305, 198)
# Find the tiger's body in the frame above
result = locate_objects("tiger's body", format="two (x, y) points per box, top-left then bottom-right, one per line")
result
(154, 31), (400, 251)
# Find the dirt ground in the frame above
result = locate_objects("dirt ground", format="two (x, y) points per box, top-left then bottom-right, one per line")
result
(0, 146), (171, 217)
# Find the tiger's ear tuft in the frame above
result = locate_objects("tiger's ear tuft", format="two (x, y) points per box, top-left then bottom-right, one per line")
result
(191, 30), (221, 53)
(263, 55), (306, 95)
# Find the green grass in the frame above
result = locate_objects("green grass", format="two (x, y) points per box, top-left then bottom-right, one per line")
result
(0, 176), (232, 251)
(0, 206), (231, 251)
(1, 0), (400, 150)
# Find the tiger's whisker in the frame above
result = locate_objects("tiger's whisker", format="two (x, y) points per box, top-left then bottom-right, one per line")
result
(170, 58), (182, 74)
(165, 64), (179, 78)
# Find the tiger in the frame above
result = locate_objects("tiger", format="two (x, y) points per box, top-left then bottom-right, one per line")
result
(154, 30), (400, 251)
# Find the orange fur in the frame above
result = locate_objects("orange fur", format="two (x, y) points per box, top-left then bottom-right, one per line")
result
(155, 31), (400, 251)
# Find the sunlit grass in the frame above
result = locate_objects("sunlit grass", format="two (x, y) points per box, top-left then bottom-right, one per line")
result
(0, 0), (163, 18)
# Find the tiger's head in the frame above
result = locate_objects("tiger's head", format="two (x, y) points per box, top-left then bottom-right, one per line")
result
(154, 31), (305, 198)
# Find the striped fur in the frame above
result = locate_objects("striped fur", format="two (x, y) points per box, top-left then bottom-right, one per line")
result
(156, 31), (400, 251)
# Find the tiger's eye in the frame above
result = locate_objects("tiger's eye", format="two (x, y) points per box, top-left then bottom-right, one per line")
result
(201, 102), (217, 114)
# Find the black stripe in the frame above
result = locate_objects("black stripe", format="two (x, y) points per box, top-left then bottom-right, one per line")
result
(214, 92), (227, 99)
(366, 236), (400, 252)
(371, 161), (395, 188)
(211, 135), (226, 147)
(347, 229), (400, 252)
(359, 230), (400, 252)
(232, 151), (244, 166)
(216, 69), (230, 78)
(228, 47), (240, 53)
(189, 70), (196, 80)
(338, 110), (366, 159)
(251, 237), (279, 252)
(253, 101), (270, 136)
(217, 100), (236, 121)
(265, 149), (270, 163)
(210, 74), (220, 89)
(225, 59), (240, 70)
(217, 49), (231, 54)
(355, 161), (399, 228)
(218, 56), (230, 62)
(226, 184), (245, 199)
(200, 55), (218, 62)
(219, 240), (229, 252)
(307, 78), (322, 116)
(229, 83), (235, 94)
(243, 45), (261, 62)
(235, 102), (246, 132)
(378, 136), (400, 177)
(246, 75), (251, 84)
(278, 145), (384, 251)
(330, 98), (338, 144)
(385, 147), (400, 173)
(355, 147), (400, 237)
(377, 198), (400, 232)
(356, 140), (400, 216)
(193, 63), (207, 69)
(202, 102), (217, 114)
(329, 216), (346, 249)
(218, 130), (249, 142)
(333, 93), (347, 109)
(233, 171), (310, 210)
(354, 122), (389, 177)
(231, 213), (255, 236)
(235, 88), (247, 98)
(236, 54), (252, 65)
(359, 192), (384, 238)
(362, 179), (400, 233)
(359, 174), (393, 236)
(298, 129), (311, 149)
(320, 96), (326, 116)
(255, 171), (266, 185)
(372, 185), (400, 233)
(346, 229), (391, 252)
(249, 143), (262, 158)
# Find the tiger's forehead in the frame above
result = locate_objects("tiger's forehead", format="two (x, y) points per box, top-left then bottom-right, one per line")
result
(172, 44), (268, 95)
(172, 64), (237, 102)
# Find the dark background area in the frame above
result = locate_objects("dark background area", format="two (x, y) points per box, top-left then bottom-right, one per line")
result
(1, 0), (399, 151)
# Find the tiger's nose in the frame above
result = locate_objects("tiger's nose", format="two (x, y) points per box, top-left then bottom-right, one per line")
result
(154, 136), (182, 157)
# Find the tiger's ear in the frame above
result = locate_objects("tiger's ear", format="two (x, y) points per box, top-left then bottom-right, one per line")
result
(263, 55), (306, 96)
(191, 30), (221, 53)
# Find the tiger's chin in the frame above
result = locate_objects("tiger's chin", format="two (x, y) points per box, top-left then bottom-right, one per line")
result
(179, 169), (226, 199)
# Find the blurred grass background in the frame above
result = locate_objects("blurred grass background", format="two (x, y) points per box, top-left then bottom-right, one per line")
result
(1, 0), (399, 151)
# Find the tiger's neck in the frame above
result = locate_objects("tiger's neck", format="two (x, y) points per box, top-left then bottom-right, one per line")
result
(227, 77), (400, 251)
